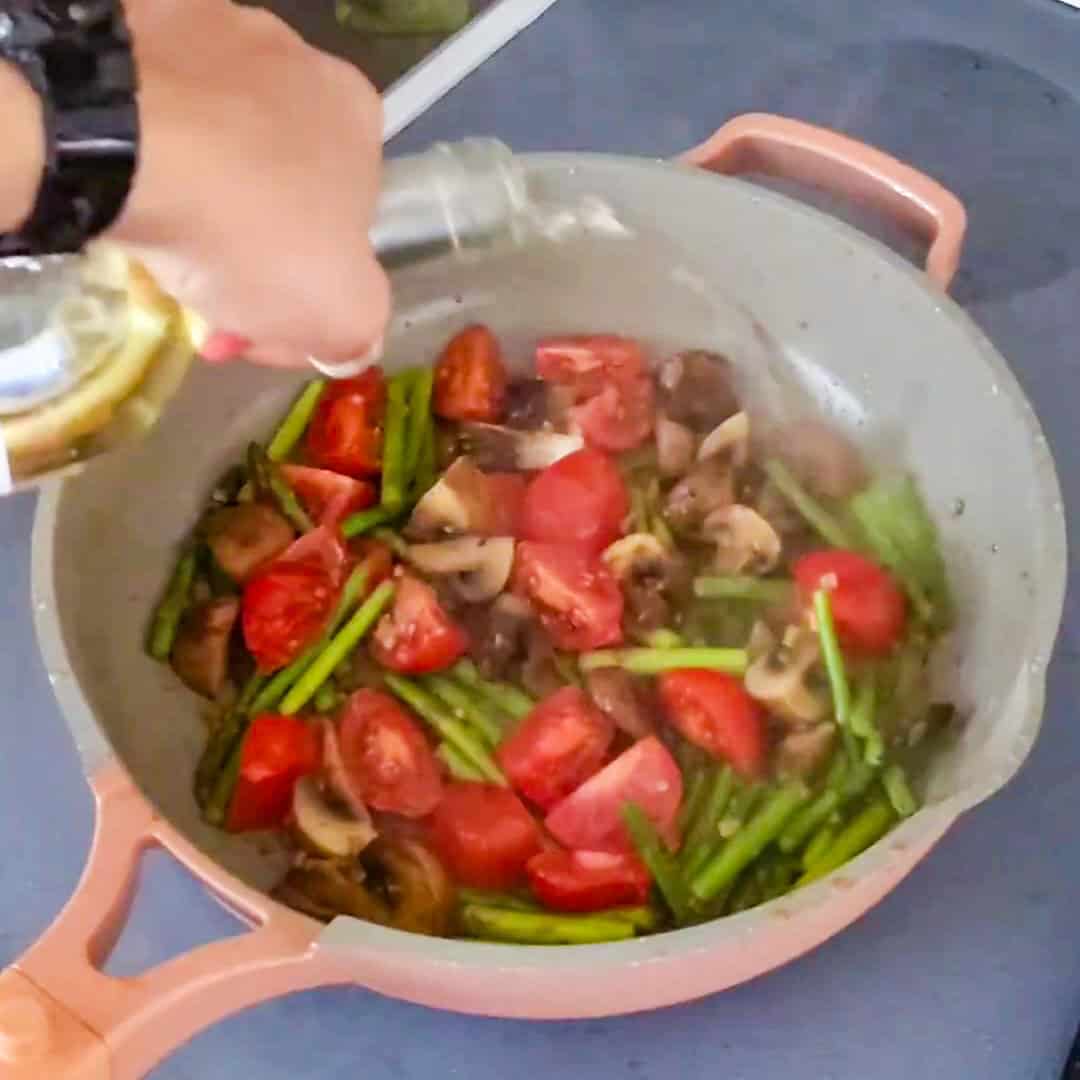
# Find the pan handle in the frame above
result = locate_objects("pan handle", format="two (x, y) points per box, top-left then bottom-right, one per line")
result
(0, 761), (342, 1079)
(681, 113), (967, 290)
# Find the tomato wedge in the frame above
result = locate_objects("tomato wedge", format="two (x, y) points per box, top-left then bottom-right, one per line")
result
(371, 574), (469, 674)
(347, 537), (395, 589)
(544, 736), (683, 854)
(334, 690), (442, 818)
(536, 335), (648, 398)
(275, 525), (348, 584)
(520, 448), (629, 555)
(227, 713), (321, 832)
(430, 782), (542, 889)
(512, 542), (623, 652)
(536, 336), (654, 452)
(281, 465), (376, 528)
(658, 670), (765, 777)
(242, 559), (338, 672)
(306, 367), (385, 478)
(433, 325), (508, 422)
(526, 849), (651, 913)
(794, 549), (907, 657)
(496, 687), (615, 810)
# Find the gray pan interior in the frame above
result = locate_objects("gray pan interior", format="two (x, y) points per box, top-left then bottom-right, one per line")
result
(34, 154), (1067, 898)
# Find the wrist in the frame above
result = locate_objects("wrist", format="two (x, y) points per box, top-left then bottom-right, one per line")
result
(0, 60), (45, 233)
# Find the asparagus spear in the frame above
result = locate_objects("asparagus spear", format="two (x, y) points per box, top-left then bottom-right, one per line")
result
(340, 505), (403, 539)
(279, 581), (395, 714)
(404, 365), (435, 480)
(380, 371), (413, 510)
(424, 673), (504, 747)
(797, 797), (897, 886)
(691, 783), (808, 903)
(456, 888), (540, 912)
(693, 577), (793, 604)
(579, 647), (748, 677)
(267, 380), (325, 462)
(679, 766), (736, 875)
(622, 803), (693, 924)
(437, 742), (486, 782)
(147, 548), (198, 660)
(383, 674), (506, 784)
(801, 823), (837, 870)
(461, 905), (635, 945)
(762, 459), (857, 549)
(882, 764), (918, 817)
(452, 659), (534, 720)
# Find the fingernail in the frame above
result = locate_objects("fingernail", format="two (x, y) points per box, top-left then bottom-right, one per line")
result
(308, 334), (385, 378)
(200, 331), (252, 364)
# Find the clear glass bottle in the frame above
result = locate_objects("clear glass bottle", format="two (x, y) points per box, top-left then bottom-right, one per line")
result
(0, 138), (535, 493)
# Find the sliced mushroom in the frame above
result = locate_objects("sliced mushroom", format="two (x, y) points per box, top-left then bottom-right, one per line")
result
(503, 378), (574, 431)
(771, 419), (868, 499)
(170, 597), (239, 699)
(406, 536), (515, 603)
(292, 776), (376, 859)
(585, 668), (656, 739)
(602, 533), (669, 581)
(664, 455), (736, 533)
(744, 626), (828, 724)
(274, 838), (454, 935)
(405, 457), (486, 539)
(203, 503), (295, 583)
(658, 349), (740, 432)
(701, 504), (782, 576)
(655, 412), (696, 476)
(698, 411), (750, 467)
(460, 593), (532, 680)
(457, 422), (583, 472)
(776, 723), (837, 779)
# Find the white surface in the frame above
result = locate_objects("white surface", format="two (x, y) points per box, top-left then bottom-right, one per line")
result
(383, 0), (562, 140)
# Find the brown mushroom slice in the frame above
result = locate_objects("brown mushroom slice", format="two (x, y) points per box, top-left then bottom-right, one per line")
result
(744, 626), (828, 724)
(585, 668), (656, 739)
(697, 411), (750, 467)
(204, 503), (295, 583)
(170, 597), (239, 699)
(602, 533), (690, 637)
(658, 349), (740, 432)
(664, 455), (736, 533)
(273, 858), (388, 924)
(771, 419), (868, 500)
(292, 776), (376, 859)
(406, 536), (516, 603)
(655, 412), (697, 477)
(776, 723), (837, 779)
(602, 533), (669, 580)
(458, 422), (583, 472)
(701, 504), (782, 576)
(405, 457), (488, 539)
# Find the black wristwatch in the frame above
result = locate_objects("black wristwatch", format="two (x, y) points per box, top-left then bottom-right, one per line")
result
(0, 0), (138, 257)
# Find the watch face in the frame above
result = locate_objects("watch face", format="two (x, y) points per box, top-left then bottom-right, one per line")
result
(245, 0), (500, 93)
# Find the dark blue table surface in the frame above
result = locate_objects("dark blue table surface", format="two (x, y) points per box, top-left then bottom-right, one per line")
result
(3, 1), (1079, 1076)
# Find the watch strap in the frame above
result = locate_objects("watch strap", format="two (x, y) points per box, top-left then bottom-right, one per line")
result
(0, 0), (138, 256)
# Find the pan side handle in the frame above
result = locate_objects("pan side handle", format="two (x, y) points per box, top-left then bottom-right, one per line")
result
(0, 760), (343, 1079)
(682, 112), (967, 290)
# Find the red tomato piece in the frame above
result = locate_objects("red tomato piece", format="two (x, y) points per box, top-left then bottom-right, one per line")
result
(482, 472), (527, 537)
(242, 560), (338, 672)
(526, 849), (651, 913)
(535, 335), (648, 399)
(658, 670), (766, 777)
(227, 713), (321, 832)
(433, 325), (508, 422)
(496, 687), (615, 810)
(794, 549), (907, 657)
(275, 524), (348, 584)
(306, 367), (385, 478)
(520, 449), (629, 555)
(281, 465), (376, 528)
(545, 736), (683, 854)
(570, 376), (655, 453)
(371, 574), (469, 674)
(512, 542), (624, 652)
(334, 690), (442, 818)
(430, 782), (542, 889)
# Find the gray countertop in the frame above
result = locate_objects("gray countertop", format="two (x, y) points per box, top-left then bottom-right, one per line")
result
(2, 1), (1079, 1077)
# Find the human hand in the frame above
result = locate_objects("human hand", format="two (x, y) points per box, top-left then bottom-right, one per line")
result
(108, 0), (390, 369)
